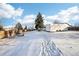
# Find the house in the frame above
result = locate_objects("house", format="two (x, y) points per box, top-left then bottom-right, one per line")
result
(0, 25), (25, 39)
(4, 27), (16, 38)
(0, 30), (5, 39)
(23, 26), (27, 32)
(46, 23), (70, 32)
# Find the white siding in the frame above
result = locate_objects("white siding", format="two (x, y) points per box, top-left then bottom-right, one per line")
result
(46, 23), (70, 32)
(46, 24), (51, 31)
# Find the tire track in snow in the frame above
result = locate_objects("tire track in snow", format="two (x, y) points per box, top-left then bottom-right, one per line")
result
(39, 32), (63, 56)
(40, 40), (63, 56)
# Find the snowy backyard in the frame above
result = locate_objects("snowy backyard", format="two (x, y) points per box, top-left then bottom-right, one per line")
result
(0, 31), (79, 56)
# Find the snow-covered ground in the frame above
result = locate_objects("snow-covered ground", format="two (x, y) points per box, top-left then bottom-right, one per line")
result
(0, 31), (79, 56)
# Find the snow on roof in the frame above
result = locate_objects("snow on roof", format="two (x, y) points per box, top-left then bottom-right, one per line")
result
(3, 25), (15, 30)
(46, 23), (71, 26)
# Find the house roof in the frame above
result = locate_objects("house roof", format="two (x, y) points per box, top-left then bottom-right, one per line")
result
(51, 23), (72, 27)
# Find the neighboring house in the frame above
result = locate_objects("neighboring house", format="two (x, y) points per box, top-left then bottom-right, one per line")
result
(0, 30), (5, 39)
(0, 25), (26, 39)
(46, 23), (71, 32)
(4, 27), (16, 38)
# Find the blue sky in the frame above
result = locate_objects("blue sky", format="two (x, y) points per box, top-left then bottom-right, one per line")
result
(10, 3), (79, 15)
(1, 3), (79, 27)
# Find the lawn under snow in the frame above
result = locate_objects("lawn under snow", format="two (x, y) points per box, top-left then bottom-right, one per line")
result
(0, 31), (79, 56)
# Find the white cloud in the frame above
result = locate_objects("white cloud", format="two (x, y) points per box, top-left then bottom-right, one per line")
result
(16, 14), (51, 26)
(45, 6), (79, 25)
(22, 15), (36, 24)
(44, 20), (52, 25)
(46, 15), (60, 21)
(0, 3), (24, 19)
(16, 6), (79, 26)
(73, 15), (79, 20)
(1, 4), (79, 27)
(57, 6), (79, 22)
(15, 15), (36, 26)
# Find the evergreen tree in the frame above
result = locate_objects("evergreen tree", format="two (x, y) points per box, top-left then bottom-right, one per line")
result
(53, 20), (60, 24)
(24, 26), (27, 30)
(0, 25), (3, 31)
(35, 12), (44, 30)
(0, 20), (3, 31)
(15, 22), (23, 30)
